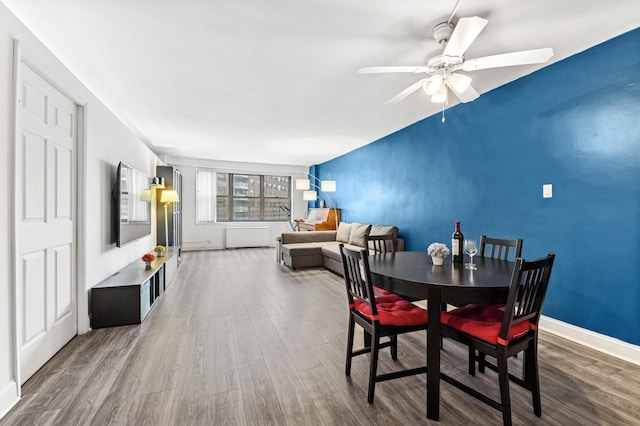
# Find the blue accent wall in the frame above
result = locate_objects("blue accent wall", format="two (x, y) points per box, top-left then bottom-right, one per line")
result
(315, 27), (640, 345)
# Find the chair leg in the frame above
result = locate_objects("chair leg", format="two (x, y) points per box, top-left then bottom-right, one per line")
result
(468, 347), (476, 376)
(367, 329), (380, 404)
(345, 315), (356, 376)
(363, 329), (371, 350)
(478, 352), (486, 373)
(497, 348), (513, 426)
(390, 334), (398, 360)
(525, 341), (542, 417)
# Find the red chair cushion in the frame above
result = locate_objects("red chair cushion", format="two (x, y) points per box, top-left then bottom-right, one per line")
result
(354, 295), (428, 326)
(440, 304), (532, 345)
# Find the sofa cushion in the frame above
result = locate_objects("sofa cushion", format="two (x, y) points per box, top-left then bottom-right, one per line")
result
(281, 243), (323, 257)
(349, 223), (372, 247)
(369, 225), (399, 238)
(281, 231), (337, 244)
(336, 222), (352, 243)
(321, 242), (362, 261)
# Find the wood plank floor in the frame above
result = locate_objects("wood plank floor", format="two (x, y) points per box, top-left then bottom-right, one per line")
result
(2, 248), (640, 425)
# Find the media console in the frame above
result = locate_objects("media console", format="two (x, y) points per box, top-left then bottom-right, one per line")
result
(91, 247), (179, 329)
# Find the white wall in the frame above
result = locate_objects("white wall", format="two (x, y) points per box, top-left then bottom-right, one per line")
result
(165, 156), (309, 250)
(0, 3), (161, 417)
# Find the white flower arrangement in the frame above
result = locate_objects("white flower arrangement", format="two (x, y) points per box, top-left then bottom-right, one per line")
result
(427, 242), (450, 257)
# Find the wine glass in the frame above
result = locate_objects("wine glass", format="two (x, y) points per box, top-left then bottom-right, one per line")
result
(464, 239), (478, 270)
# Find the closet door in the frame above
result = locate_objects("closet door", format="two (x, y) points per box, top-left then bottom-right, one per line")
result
(17, 64), (78, 383)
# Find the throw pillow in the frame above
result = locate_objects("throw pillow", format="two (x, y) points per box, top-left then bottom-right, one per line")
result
(349, 223), (372, 247)
(336, 222), (352, 243)
(369, 225), (398, 237)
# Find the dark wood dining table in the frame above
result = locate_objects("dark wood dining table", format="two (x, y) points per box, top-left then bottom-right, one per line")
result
(368, 251), (514, 421)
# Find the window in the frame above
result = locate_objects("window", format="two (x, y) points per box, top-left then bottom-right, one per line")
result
(196, 169), (217, 222)
(196, 170), (291, 222)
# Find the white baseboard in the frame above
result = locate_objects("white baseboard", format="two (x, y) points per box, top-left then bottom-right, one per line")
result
(0, 380), (19, 420)
(540, 315), (640, 366)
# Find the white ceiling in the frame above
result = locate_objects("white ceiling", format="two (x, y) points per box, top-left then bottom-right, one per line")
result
(3, 0), (638, 166)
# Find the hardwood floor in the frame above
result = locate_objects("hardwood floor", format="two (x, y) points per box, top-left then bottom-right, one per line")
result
(2, 248), (640, 425)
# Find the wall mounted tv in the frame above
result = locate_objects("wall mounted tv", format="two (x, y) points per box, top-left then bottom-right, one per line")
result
(113, 162), (152, 247)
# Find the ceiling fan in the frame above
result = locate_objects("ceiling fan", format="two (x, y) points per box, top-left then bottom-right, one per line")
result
(359, 11), (554, 108)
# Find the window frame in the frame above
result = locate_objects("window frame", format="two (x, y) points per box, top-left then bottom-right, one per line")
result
(196, 169), (291, 223)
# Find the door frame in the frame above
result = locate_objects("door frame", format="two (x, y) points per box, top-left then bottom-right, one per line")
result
(10, 39), (87, 393)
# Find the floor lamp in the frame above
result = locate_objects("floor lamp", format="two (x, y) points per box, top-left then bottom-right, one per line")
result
(296, 173), (338, 224)
(159, 189), (180, 246)
(296, 174), (337, 208)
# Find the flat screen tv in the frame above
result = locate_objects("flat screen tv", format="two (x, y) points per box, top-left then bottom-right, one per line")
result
(113, 162), (152, 247)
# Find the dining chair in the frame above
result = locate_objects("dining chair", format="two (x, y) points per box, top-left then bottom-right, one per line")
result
(439, 253), (555, 426)
(365, 233), (397, 254)
(339, 243), (428, 404)
(366, 234), (396, 297)
(472, 235), (524, 374)
(480, 235), (523, 260)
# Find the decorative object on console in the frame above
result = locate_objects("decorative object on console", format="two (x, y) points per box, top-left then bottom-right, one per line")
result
(154, 245), (166, 257)
(427, 242), (450, 266)
(141, 253), (156, 269)
(160, 189), (180, 250)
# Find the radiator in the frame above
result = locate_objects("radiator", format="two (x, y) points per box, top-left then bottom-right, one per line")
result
(225, 226), (271, 248)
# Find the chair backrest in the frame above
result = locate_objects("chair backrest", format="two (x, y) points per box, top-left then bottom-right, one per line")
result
(500, 254), (555, 341)
(479, 235), (523, 261)
(365, 234), (397, 254)
(339, 243), (377, 317)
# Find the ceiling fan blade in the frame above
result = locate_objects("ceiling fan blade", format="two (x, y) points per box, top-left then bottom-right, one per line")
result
(462, 48), (554, 71)
(443, 16), (488, 58)
(359, 66), (429, 74)
(386, 79), (426, 104)
(447, 80), (479, 103)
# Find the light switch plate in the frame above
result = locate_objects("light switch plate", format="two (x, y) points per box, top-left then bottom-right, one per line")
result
(543, 184), (553, 198)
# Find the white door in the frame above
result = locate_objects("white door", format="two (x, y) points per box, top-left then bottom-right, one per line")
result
(17, 64), (77, 383)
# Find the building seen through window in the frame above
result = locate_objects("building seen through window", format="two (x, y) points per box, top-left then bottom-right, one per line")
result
(197, 170), (290, 222)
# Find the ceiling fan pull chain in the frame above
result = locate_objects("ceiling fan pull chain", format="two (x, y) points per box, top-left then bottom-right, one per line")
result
(441, 85), (447, 123)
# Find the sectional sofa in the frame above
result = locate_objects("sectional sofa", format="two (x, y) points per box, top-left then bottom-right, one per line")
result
(279, 222), (403, 275)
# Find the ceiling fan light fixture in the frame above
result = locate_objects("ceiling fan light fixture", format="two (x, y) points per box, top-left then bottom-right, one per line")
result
(423, 75), (443, 95)
(431, 84), (447, 103)
(447, 73), (472, 93)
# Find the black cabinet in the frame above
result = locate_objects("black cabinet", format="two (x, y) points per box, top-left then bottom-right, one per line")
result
(156, 165), (182, 264)
(91, 248), (178, 329)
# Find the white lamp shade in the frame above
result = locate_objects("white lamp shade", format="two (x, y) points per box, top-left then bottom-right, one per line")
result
(447, 73), (472, 93)
(423, 75), (443, 95)
(431, 84), (447, 103)
(302, 190), (317, 201)
(320, 180), (336, 192)
(296, 178), (311, 190)
(160, 189), (180, 203)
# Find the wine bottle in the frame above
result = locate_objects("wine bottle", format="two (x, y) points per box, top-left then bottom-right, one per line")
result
(452, 221), (464, 263)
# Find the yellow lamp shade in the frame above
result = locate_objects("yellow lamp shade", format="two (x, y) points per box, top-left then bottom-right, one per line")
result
(160, 189), (180, 203)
